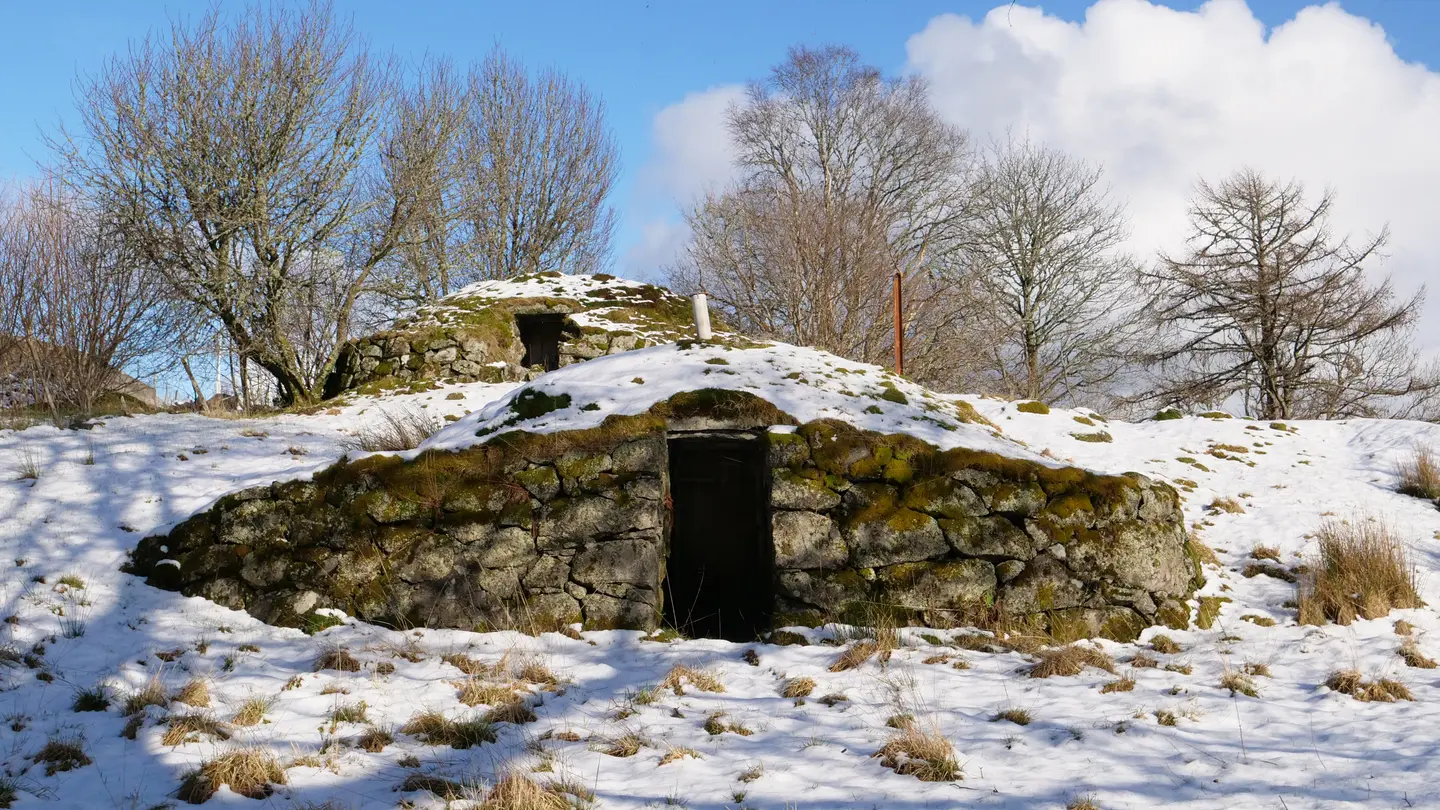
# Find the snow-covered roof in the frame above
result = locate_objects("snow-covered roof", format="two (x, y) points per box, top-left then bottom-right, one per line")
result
(417, 339), (1038, 460)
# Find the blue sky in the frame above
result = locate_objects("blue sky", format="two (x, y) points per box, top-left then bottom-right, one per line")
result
(4, 0), (1439, 287)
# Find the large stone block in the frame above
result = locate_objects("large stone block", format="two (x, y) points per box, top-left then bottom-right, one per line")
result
(771, 469), (842, 511)
(940, 515), (1035, 559)
(772, 511), (846, 570)
(877, 559), (996, 614)
(844, 508), (948, 568)
(1065, 520), (1191, 597)
(570, 537), (661, 587)
(998, 553), (1085, 614)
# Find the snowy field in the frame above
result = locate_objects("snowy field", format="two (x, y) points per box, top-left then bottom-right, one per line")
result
(3, 372), (1440, 809)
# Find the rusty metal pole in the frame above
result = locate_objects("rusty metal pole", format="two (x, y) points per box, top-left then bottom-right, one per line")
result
(893, 270), (904, 376)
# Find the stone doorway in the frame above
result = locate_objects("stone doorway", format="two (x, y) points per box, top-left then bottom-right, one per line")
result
(663, 433), (772, 641)
(516, 313), (566, 371)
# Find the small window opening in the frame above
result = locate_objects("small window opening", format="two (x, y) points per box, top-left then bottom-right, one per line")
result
(515, 313), (566, 372)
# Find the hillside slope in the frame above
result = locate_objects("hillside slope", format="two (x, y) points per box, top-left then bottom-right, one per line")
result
(0, 378), (1438, 808)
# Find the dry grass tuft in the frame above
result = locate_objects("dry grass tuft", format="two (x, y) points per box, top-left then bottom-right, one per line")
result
(457, 680), (520, 707)
(991, 707), (1032, 725)
(703, 712), (753, 737)
(780, 677), (816, 699)
(1242, 662), (1272, 678)
(1130, 653), (1158, 669)
(400, 774), (467, 801)
(1208, 497), (1245, 514)
(400, 710), (497, 749)
(172, 678), (211, 708)
(1029, 645), (1116, 678)
(1396, 444), (1440, 499)
(122, 677), (169, 716)
(872, 725), (961, 782)
(1250, 545), (1282, 563)
(597, 732), (647, 758)
(1067, 796), (1101, 810)
(356, 726), (393, 753)
(481, 772), (571, 810)
(1298, 517), (1421, 626)
(829, 640), (880, 672)
(484, 698), (538, 726)
(314, 647), (362, 672)
(177, 746), (286, 802)
(341, 405), (441, 453)
(443, 653), (490, 676)
(1101, 676), (1136, 694)
(658, 746), (701, 766)
(1149, 635), (1182, 654)
(1325, 670), (1415, 702)
(32, 735), (92, 776)
(1395, 619), (1415, 636)
(329, 701), (369, 725)
(518, 661), (559, 687)
(231, 696), (273, 727)
(1399, 640), (1438, 669)
(162, 713), (231, 746)
(1219, 670), (1258, 697)
(660, 664), (725, 695)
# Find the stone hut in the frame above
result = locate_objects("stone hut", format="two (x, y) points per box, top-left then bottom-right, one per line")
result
(130, 343), (1202, 643)
(323, 272), (710, 398)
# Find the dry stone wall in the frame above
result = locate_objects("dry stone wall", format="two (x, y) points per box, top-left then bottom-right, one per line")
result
(766, 421), (1197, 641)
(128, 415), (673, 633)
(128, 405), (1199, 641)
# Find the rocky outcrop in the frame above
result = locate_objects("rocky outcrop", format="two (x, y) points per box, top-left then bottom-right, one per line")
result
(128, 401), (1198, 642)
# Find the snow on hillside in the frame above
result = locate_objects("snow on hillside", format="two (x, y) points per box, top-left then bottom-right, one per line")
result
(2, 373), (1440, 808)
(418, 341), (1025, 460)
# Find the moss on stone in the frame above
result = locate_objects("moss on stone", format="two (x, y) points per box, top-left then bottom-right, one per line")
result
(1016, 400), (1049, 414)
(1155, 599), (1190, 630)
(1195, 596), (1231, 629)
(511, 390), (573, 420)
(1152, 407), (1184, 421)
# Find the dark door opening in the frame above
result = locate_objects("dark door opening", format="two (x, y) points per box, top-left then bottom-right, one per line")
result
(516, 313), (565, 371)
(664, 434), (772, 641)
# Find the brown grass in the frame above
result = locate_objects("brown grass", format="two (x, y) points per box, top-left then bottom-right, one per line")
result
(400, 710), (497, 749)
(479, 772), (571, 810)
(1149, 635), (1182, 654)
(123, 678), (169, 716)
(872, 725), (960, 782)
(829, 640), (880, 672)
(231, 696), (273, 727)
(1101, 676), (1136, 693)
(1395, 619), (1415, 636)
(1130, 653), (1158, 669)
(32, 735), (92, 776)
(172, 678), (211, 708)
(1396, 444), (1440, 499)
(177, 746), (286, 802)
(443, 653), (491, 676)
(703, 712), (753, 737)
(1250, 545), (1282, 563)
(1208, 497), (1245, 514)
(1029, 645), (1116, 678)
(400, 774), (467, 801)
(597, 732), (647, 757)
(991, 708), (1031, 725)
(162, 713), (231, 746)
(780, 677), (816, 699)
(1325, 670), (1414, 702)
(484, 699), (537, 726)
(1242, 662), (1272, 678)
(1219, 670), (1258, 697)
(314, 647), (362, 672)
(1067, 796), (1101, 810)
(660, 664), (725, 695)
(658, 746), (701, 766)
(1297, 517), (1422, 626)
(341, 406), (441, 453)
(1399, 640), (1438, 669)
(518, 661), (559, 687)
(357, 726), (394, 753)
(457, 680), (520, 707)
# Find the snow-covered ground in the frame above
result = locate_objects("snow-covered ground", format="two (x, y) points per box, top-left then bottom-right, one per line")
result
(3, 370), (1440, 808)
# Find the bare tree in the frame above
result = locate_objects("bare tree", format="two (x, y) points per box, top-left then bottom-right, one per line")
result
(670, 45), (975, 384)
(0, 178), (176, 419)
(958, 137), (1140, 404)
(1140, 169), (1436, 419)
(49, 2), (465, 405)
(395, 48), (618, 297)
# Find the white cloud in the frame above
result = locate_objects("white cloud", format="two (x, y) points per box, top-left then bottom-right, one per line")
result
(637, 84), (746, 206)
(906, 0), (1440, 338)
(623, 84), (745, 280)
